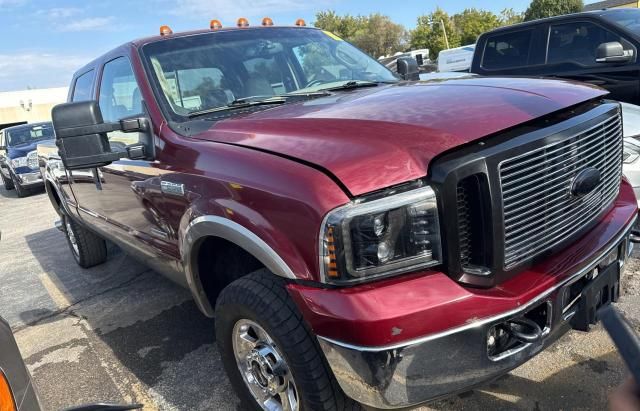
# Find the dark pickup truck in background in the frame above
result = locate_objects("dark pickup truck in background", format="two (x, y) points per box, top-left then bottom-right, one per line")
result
(41, 20), (637, 410)
(471, 8), (640, 105)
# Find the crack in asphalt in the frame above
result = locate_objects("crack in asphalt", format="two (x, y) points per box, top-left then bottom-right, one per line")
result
(13, 267), (153, 333)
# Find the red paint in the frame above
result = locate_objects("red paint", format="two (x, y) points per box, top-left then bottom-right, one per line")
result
(194, 77), (607, 196)
(288, 180), (637, 347)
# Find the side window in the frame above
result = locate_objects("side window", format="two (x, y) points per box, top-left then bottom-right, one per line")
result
(72, 70), (95, 102)
(99, 57), (143, 122)
(98, 57), (143, 151)
(482, 30), (533, 70)
(547, 22), (633, 66)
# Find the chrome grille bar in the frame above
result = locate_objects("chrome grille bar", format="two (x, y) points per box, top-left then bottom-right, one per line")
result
(499, 109), (622, 269)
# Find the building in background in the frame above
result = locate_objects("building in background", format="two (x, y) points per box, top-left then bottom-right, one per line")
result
(584, 0), (640, 11)
(0, 87), (68, 130)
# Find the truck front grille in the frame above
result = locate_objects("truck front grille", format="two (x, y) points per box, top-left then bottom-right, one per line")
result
(499, 111), (622, 269)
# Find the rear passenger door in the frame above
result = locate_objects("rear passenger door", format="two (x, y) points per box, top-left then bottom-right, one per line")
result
(475, 26), (547, 76)
(543, 20), (639, 103)
(70, 56), (176, 263)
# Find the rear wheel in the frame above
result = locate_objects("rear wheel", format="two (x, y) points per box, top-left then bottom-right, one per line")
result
(63, 214), (107, 268)
(1, 171), (14, 190)
(216, 270), (358, 411)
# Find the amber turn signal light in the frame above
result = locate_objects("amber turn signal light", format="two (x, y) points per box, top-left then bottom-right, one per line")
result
(262, 17), (274, 26)
(210, 19), (222, 30)
(295, 18), (306, 27)
(0, 372), (16, 411)
(237, 17), (249, 28)
(159, 25), (173, 36)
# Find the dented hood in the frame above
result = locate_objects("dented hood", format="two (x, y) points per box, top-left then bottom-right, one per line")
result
(194, 77), (608, 196)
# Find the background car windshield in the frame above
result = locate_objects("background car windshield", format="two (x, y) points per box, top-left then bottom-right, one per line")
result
(6, 123), (54, 147)
(602, 9), (640, 35)
(142, 27), (397, 120)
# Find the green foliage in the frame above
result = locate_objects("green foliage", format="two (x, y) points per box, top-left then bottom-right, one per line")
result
(411, 8), (461, 58)
(524, 0), (584, 21)
(500, 8), (525, 25)
(453, 8), (502, 45)
(313, 11), (407, 58)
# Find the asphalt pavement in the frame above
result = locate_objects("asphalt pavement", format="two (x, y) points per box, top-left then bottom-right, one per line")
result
(1, 183), (639, 411)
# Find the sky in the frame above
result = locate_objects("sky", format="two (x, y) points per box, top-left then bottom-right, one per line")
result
(0, 0), (587, 91)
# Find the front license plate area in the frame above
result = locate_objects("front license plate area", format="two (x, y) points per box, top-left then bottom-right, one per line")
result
(567, 255), (621, 332)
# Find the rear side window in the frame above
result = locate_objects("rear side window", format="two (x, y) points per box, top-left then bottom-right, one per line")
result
(72, 70), (95, 102)
(482, 30), (533, 70)
(547, 21), (633, 66)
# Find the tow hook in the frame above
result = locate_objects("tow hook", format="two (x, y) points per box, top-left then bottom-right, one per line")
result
(504, 317), (543, 344)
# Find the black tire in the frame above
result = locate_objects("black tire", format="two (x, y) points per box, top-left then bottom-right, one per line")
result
(1, 172), (14, 190)
(63, 214), (107, 268)
(216, 270), (359, 411)
(10, 173), (26, 197)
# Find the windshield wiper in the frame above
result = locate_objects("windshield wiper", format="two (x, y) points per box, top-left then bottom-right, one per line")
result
(187, 92), (332, 118)
(319, 80), (383, 92)
(187, 96), (286, 118)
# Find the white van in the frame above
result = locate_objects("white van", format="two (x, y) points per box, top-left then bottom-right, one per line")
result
(437, 44), (476, 72)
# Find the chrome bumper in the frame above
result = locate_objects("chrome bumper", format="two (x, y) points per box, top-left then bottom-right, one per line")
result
(318, 220), (635, 409)
(16, 171), (43, 186)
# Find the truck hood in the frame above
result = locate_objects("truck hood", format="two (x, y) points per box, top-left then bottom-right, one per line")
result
(194, 77), (607, 196)
(7, 140), (51, 160)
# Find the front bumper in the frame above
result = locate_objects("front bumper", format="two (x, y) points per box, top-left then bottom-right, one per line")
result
(316, 221), (634, 408)
(15, 171), (43, 187)
(288, 181), (638, 409)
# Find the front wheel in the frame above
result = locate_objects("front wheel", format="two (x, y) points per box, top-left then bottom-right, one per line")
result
(10, 173), (27, 197)
(216, 270), (358, 411)
(63, 214), (107, 268)
(1, 171), (14, 190)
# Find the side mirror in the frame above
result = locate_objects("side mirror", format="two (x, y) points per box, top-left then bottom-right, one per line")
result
(596, 42), (631, 63)
(397, 57), (420, 81)
(52, 101), (148, 170)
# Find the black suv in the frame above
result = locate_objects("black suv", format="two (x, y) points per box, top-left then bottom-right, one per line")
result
(471, 9), (640, 104)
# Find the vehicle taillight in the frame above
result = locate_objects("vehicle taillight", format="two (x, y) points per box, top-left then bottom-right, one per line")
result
(0, 372), (16, 411)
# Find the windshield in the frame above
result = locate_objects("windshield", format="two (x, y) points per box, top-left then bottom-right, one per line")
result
(6, 123), (55, 147)
(141, 27), (397, 121)
(601, 9), (640, 35)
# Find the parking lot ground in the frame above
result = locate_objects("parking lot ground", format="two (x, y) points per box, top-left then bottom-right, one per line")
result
(1, 184), (640, 411)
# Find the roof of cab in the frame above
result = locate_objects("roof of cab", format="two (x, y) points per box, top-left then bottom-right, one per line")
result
(480, 9), (621, 35)
(71, 25), (318, 78)
(3, 122), (52, 132)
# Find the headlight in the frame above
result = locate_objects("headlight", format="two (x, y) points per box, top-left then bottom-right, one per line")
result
(319, 185), (442, 284)
(10, 157), (27, 168)
(27, 151), (38, 169)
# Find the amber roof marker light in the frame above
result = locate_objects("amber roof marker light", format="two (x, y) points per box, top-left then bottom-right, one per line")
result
(159, 25), (173, 36)
(210, 19), (222, 30)
(237, 17), (249, 28)
(295, 18), (306, 26)
(262, 17), (274, 26)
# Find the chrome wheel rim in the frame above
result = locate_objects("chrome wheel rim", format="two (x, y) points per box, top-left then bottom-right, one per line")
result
(65, 220), (80, 257)
(232, 319), (299, 411)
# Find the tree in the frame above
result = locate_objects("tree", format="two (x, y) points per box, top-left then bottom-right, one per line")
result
(452, 8), (502, 45)
(500, 8), (525, 26)
(524, 0), (583, 21)
(411, 8), (460, 58)
(313, 10), (362, 41)
(351, 14), (407, 58)
(313, 11), (407, 58)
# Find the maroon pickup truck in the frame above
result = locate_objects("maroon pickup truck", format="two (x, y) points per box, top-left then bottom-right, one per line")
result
(41, 20), (637, 410)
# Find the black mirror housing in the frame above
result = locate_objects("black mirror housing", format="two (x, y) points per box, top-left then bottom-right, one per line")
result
(52, 101), (121, 170)
(397, 57), (420, 81)
(596, 42), (631, 63)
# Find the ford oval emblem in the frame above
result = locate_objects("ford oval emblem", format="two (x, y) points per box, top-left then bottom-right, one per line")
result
(570, 167), (601, 198)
